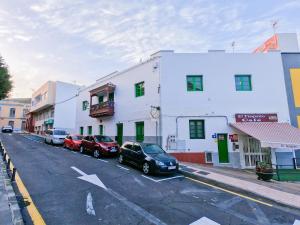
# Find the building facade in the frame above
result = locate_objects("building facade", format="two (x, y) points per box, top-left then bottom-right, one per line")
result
(0, 98), (31, 131)
(30, 81), (81, 134)
(75, 49), (299, 168)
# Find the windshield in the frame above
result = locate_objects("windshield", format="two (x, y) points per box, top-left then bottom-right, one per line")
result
(141, 144), (165, 154)
(54, 130), (67, 135)
(72, 135), (83, 140)
(94, 135), (113, 143)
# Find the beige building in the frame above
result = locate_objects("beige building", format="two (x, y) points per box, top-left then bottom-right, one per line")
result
(0, 98), (31, 131)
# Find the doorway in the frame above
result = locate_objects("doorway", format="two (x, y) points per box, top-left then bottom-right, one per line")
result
(218, 133), (229, 163)
(116, 123), (123, 146)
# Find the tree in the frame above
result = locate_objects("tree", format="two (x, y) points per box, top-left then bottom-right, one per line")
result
(0, 55), (13, 100)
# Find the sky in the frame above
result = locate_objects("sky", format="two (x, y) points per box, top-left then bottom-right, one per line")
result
(0, 0), (299, 98)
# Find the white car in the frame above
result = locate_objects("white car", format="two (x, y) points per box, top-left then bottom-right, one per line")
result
(44, 129), (68, 145)
(1, 126), (13, 133)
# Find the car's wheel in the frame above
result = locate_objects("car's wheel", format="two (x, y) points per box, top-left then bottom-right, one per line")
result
(142, 162), (151, 175)
(63, 143), (67, 148)
(50, 140), (54, 145)
(44, 138), (47, 144)
(79, 146), (85, 154)
(93, 149), (100, 158)
(119, 154), (124, 164)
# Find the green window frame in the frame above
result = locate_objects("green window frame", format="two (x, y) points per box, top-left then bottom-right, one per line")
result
(135, 82), (145, 97)
(88, 126), (92, 135)
(189, 120), (205, 139)
(109, 92), (114, 102)
(99, 125), (104, 135)
(135, 121), (144, 142)
(235, 75), (252, 91)
(82, 101), (88, 111)
(80, 127), (84, 135)
(98, 96), (104, 104)
(187, 75), (203, 91)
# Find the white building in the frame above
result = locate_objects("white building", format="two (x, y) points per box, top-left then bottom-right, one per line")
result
(31, 81), (81, 134)
(75, 50), (300, 168)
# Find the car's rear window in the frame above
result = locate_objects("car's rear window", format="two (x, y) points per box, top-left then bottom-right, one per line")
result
(141, 144), (165, 154)
(72, 135), (83, 140)
(54, 130), (67, 135)
(94, 135), (113, 142)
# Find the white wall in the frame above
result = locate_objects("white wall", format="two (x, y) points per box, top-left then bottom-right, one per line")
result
(75, 58), (160, 140)
(53, 81), (81, 133)
(159, 51), (290, 156)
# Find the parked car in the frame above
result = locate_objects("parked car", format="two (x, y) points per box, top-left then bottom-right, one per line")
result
(119, 142), (179, 175)
(64, 135), (83, 151)
(44, 129), (68, 145)
(80, 135), (119, 158)
(1, 126), (13, 133)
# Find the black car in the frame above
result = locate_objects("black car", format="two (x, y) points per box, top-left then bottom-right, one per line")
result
(119, 142), (179, 175)
(1, 126), (13, 133)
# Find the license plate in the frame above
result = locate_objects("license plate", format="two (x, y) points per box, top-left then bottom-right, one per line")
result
(168, 166), (176, 170)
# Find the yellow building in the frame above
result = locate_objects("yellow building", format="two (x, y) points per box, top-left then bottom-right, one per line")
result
(0, 98), (31, 131)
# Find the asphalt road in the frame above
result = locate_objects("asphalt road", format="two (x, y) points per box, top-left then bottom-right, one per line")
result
(0, 133), (299, 225)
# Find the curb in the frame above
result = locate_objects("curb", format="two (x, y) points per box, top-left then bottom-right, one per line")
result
(179, 168), (300, 212)
(1, 162), (24, 225)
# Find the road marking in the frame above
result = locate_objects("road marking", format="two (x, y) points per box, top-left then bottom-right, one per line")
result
(186, 177), (273, 207)
(190, 217), (220, 225)
(1, 146), (46, 225)
(86, 192), (96, 216)
(71, 166), (107, 189)
(141, 175), (159, 182)
(117, 165), (130, 171)
(98, 159), (108, 163)
(141, 175), (184, 183)
(247, 201), (271, 225)
(294, 220), (300, 225)
(83, 155), (91, 157)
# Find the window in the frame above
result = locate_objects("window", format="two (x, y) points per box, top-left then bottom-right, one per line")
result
(205, 152), (213, 163)
(82, 101), (88, 111)
(109, 92), (114, 102)
(135, 121), (144, 142)
(88, 126), (92, 135)
(187, 75), (203, 91)
(99, 125), (104, 135)
(80, 127), (84, 135)
(9, 108), (16, 117)
(189, 120), (205, 139)
(98, 96), (104, 104)
(235, 75), (252, 91)
(135, 82), (145, 97)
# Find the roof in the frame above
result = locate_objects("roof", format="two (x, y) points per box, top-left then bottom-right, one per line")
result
(230, 122), (300, 148)
(0, 98), (31, 104)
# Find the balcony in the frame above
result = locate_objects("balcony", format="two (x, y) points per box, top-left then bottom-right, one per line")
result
(89, 83), (116, 118)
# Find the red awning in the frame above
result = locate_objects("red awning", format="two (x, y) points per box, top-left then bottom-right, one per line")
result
(230, 122), (300, 148)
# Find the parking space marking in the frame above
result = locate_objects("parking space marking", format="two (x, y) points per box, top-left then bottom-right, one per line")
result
(98, 159), (108, 163)
(83, 155), (91, 158)
(186, 177), (273, 207)
(190, 217), (220, 225)
(141, 175), (184, 183)
(117, 165), (130, 171)
(141, 175), (159, 182)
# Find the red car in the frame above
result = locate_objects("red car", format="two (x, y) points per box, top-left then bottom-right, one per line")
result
(64, 135), (83, 151)
(80, 135), (119, 158)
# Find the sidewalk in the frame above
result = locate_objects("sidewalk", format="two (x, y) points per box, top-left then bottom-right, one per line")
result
(179, 162), (300, 210)
(0, 161), (13, 225)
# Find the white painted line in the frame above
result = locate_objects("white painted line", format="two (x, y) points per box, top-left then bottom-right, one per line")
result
(117, 165), (130, 171)
(86, 192), (96, 216)
(141, 175), (158, 183)
(71, 166), (86, 176)
(97, 159), (108, 163)
(71, 151), (77, 154)
(83, 155), (91, 157)
(190, 217), (220, 225)
(294, 220), (300, 225)
(156, 175), (184, 182)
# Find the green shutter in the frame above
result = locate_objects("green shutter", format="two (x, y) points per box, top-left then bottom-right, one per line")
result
(235, 75), (252, 91)
(189, 120), (205, 139)
(98, 96), (104, 104)
(99, 125), (104, 135)
(82, 101), (88, 111)
(109, 92), (114, 101)
(187, 75), (203, 91)
(135, 121), (144, 142)
(135, 82), (145, 97)
(88, 126), (92, 135)
(80, 127), (84, 135)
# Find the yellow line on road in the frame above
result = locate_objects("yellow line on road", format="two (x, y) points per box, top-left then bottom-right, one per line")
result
(186, 177), (273, 207)
(3, 147), (46, 225)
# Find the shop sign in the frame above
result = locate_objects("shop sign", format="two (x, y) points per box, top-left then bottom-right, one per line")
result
(44, 118), (54, 125)
(235, 114), (278, 123)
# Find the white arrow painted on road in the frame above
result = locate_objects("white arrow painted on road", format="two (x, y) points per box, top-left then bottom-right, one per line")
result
(71, 166), (107, 190)
(190, 217), (220, 225)
(294, 220), (300, 225)
(86, 192), (96, 216)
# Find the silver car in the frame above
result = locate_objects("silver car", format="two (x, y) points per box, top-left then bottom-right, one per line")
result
(44, 129), (68, 145)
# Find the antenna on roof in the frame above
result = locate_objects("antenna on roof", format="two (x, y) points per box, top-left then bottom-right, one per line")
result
(272, 20), (278, 35)
(231, 41), (235, 53)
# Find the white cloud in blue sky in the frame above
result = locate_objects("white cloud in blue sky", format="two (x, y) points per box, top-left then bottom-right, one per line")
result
(0, 0), (299, 97)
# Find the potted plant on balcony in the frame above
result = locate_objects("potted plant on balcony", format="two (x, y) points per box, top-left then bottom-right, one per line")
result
(256, 161), (273, 181)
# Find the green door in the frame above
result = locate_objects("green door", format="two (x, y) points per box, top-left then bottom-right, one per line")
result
(116, 123), (123, 145)
(218, 133), (229, 163)
(135, 122), (144, 142)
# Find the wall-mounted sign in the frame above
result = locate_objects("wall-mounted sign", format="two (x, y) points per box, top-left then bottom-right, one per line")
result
(229, 134), (238, 142)
(212, 133), (217, 139)
(235, 114), (278, 123)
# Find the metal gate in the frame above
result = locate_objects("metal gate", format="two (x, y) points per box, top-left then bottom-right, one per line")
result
(243, 137), (271, 168)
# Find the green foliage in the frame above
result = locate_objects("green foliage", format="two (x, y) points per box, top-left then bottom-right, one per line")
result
(0, 55), (13, 100)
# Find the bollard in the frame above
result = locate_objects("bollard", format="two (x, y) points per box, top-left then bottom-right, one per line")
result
(7, 158), (11, 170)
(3, 152), (6, 161)
(11, 168), (16, 181)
